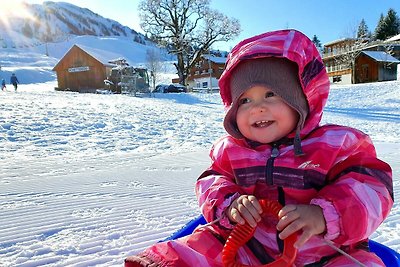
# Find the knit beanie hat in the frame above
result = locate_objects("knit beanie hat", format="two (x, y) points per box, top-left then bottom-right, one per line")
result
(223, 57), (309, 154)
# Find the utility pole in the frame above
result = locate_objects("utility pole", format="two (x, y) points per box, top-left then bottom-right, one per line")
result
(45, 40), (49, 56)
(208, 56), (212, 93)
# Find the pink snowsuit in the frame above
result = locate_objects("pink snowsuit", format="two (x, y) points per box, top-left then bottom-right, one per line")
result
(130, 29), (393, 266)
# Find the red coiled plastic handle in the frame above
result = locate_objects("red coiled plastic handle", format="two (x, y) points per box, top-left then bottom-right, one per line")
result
(222, 199), (298, 267)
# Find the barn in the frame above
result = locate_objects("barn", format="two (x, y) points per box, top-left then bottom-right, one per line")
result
(354, 51), (400, 84)
(52, 44), (122, 92)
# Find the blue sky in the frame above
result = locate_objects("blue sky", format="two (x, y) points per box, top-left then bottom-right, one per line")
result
(22, 0), (400, 51)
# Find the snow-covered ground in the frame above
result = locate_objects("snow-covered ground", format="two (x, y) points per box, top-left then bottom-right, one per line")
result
(0, 80), (399, 266)
(0, 32), (399, 266)
(0, 35), (175, 86)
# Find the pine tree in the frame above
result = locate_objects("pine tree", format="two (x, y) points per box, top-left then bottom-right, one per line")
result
(357, 19), (370, 39)
(384, 8), (400, 38)
(374, 13), (386, 40)
(311, 35), (322, 54)
(374, 9), (400, 40)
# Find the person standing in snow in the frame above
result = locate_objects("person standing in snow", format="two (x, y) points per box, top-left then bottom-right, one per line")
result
(125, 29), (393, 266)
(10, 73), (19, 91)
(1, 79), (6, 91)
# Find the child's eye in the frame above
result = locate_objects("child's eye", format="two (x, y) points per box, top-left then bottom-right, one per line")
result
(265, 92), (275, 98)
(238, 98), (250, 105)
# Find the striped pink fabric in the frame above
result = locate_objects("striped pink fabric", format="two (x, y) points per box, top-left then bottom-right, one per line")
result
(194, 125), (393, 266)
(218, 29), (330, 138)
(132, 29), (393, 266)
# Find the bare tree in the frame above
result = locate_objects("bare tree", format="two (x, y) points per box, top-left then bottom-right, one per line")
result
(146, 48), (163, 92)
(139, 0), (240, 85)
(333, 38), (369, 83)
(341, 19), (359, 39)
(381, 43), (396, 80)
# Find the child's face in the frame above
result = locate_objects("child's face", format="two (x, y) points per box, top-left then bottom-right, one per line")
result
(236, 85), (299, 144)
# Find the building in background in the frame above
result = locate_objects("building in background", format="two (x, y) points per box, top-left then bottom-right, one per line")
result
(354, 51), (399, 83)
(53, 44), (117, 92)
(186, 54), (226, 92)
(322, 38), (400, 84)
(53, 44), (149, 94)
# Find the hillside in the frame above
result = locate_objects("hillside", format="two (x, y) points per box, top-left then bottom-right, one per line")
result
(0, 35), (175, 85)
(0, 1), (146, 49)
(0, 1), (176, 85)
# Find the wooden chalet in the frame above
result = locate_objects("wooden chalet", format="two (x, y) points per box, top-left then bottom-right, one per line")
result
(323, 38), (355, 84)
(354, 51), (400, 83)
(52, 44), (122, 92)
(186, 54), (226, 91)
(323, 38), (400, 84)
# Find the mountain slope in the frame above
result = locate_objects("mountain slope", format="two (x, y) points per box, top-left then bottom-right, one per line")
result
(0, 35), (175, 84)
(0, 1), (146, 49)
(0, 2), (177, 85)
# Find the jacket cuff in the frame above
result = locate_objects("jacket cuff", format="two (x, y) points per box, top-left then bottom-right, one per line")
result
(310, 198), (340, 240)
(216, 193), (240, 229)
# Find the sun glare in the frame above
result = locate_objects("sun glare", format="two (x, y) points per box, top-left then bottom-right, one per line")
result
(0, 1), (36, 27)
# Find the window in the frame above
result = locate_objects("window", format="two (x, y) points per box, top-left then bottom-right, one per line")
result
(333, 76), (342, 82)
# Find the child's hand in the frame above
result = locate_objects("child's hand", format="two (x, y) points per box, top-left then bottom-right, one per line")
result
(227, 195), (263, 228)
(276, 204), (326, 248)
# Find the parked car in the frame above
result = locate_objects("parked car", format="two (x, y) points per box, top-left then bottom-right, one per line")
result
(154, 83), (187, 93)
(166, 83), (187, 93)
(154, 84), (169, 93)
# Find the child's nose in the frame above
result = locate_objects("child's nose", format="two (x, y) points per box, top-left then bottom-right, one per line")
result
(251, 101), (268, 113)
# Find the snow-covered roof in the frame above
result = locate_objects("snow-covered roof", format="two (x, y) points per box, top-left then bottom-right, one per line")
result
(202, 54), (227, 64)
(76, 44), (130, 66)
(360, 51), (400, 63)
(323, 38), (355, 47)
(385, 34), (400, 42)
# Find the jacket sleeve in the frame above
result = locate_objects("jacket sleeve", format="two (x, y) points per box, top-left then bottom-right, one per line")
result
(311, 131), (393, 245)
(195, 137), (244, 228)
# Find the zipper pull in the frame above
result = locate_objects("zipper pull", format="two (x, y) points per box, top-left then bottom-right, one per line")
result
(265, 145), (280, 186)
(271, 146), (279, 158)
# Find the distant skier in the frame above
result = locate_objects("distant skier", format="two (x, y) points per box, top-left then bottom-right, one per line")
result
(1, 79), (6, 91)
(10, 73), (19, 91)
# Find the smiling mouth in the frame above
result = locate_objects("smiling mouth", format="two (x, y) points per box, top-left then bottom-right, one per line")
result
(253, 120), (273, 128)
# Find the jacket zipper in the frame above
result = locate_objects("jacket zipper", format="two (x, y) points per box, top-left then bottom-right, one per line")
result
(266, 144), (279, 185)
(266, 144), (286, 253)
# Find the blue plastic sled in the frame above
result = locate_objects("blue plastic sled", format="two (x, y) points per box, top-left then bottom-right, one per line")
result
(164, 214), (400, 266)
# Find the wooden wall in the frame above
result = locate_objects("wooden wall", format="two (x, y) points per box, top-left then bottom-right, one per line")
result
(188, 59), (225, 81)
(354, 54), (398, 84)
(354, 54), (378, 84)
(53, 45), (108, 91)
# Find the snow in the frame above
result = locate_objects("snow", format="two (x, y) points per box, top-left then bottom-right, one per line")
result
(1, 2), (146, 49)
(0, 35), (175, 86)
(0, 37), (399, 266)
